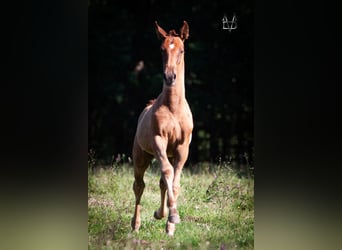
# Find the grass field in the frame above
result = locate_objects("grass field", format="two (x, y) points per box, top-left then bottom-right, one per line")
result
(88, 161), (254, 249)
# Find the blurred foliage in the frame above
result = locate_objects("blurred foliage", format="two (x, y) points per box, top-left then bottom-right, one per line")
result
(89, 0), (253, 166)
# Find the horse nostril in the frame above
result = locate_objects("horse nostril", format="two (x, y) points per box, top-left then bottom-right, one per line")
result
(164, 72), (176, 85)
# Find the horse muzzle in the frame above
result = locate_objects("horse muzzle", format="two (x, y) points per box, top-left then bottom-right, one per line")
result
(163, 71), (176, 86)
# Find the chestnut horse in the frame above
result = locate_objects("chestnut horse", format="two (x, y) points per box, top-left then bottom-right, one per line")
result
(131, 21), (193, 236)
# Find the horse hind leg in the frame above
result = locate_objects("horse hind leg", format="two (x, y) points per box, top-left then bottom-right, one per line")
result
(131, 175), (145, 232)
(154, 176), (167, 220)
(131, 143), (152, 232)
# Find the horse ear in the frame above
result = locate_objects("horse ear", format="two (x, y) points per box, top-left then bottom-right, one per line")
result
(179, 21), (189, 41)
(155, 21), (167, 40)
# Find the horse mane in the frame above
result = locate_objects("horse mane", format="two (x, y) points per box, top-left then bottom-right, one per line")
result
(168, 30), (179, 36)
(146, 99), (156, 106)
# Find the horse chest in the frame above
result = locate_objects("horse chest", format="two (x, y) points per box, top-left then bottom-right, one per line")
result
(154, 110), (189, 143)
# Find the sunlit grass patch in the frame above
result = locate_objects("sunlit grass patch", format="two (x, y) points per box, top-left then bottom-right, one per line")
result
(88, 163), (254, 249)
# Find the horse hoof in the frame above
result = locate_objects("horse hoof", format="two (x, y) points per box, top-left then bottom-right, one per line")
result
(154, 210), (163, 220)
(154, 208), (168, 219)
(166, 221), (175, 236)
(168, 214), (180, 224)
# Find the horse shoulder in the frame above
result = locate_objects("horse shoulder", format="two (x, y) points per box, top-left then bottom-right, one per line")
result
(179, 103), (193, 130)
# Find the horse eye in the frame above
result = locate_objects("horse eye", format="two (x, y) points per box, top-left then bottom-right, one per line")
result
(180, 50), (184, 54)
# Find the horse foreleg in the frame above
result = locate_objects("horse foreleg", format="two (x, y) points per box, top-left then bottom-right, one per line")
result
(162, 164), (178, 237)
(153, 135), (178, 236)
(169, 144), (190, 224)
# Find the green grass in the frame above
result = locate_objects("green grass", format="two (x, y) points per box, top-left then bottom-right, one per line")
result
(88, 163), (254, 249)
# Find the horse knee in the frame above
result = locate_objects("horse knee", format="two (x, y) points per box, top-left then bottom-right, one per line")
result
(161, 165), (174, 181)
(172, 184), (180, 195)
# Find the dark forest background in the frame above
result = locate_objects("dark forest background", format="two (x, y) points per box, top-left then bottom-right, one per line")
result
(88, 0), (253, 168)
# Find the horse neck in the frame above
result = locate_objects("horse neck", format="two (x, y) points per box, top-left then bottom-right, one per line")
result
(161, 62), (185, 113)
